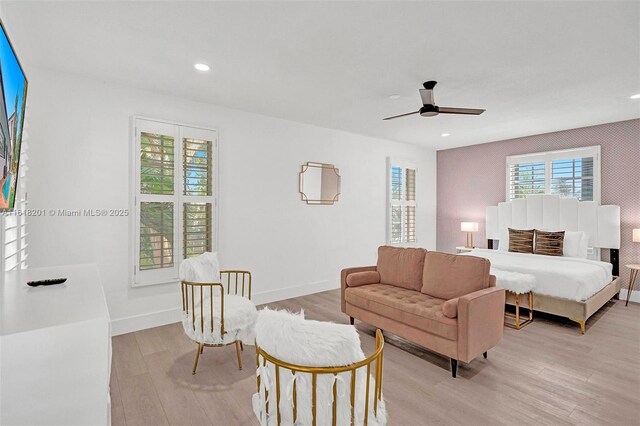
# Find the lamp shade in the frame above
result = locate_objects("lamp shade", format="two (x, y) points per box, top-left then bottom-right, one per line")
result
(461, 222), (479, 232)
(634, 228), (640, 243)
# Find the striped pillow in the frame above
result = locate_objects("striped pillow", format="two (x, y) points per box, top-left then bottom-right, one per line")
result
(508, 228), (535, 253)
(534, 230), (565, 256)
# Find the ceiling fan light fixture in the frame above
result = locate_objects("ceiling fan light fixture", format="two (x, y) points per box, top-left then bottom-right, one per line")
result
(630, 93), (640, 99)
(441, 133), (451, 137)
(419, 105), (438, 117)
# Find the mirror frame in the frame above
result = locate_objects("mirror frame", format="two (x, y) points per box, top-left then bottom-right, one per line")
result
(299, 162), (341, 205)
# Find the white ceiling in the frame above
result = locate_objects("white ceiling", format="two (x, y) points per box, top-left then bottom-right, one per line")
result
(3, 1), (639, 149)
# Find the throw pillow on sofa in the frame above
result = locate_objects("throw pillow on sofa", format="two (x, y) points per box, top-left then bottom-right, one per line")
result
(346, 271), (381, 287)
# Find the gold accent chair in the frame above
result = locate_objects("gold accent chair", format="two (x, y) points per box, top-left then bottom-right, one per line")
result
(181, 270), (254, 374)
(254, 329), (385, 426)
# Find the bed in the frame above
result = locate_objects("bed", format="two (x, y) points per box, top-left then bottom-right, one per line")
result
(475, 194), (621, 334)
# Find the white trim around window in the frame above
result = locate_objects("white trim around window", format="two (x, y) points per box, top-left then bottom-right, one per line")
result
(386, 157), (417, 245)
(506, 145), (601, 203)
(130, 116), (219, 287)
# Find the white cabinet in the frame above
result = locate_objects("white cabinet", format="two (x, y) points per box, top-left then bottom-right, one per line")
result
(0, 264), (111, 425)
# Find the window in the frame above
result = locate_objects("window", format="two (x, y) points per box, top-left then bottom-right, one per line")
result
(132, 118), (217, 286)
(506, 146), (600, 203)
(387, 159), (417, 244)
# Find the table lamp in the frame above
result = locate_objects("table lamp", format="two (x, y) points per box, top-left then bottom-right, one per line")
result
(461, 222), (479, 248)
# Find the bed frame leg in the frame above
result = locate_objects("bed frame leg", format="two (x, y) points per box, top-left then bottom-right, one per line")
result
(570, 318), (586, 334)
(349, 317), (354, 325)
(613, 292), (620, 300)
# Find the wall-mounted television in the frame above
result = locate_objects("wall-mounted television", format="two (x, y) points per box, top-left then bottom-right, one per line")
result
(0, 19), (27, 211)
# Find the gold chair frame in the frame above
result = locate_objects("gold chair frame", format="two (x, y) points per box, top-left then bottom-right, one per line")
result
(181, 270), (252, 375)
(255, 329), (385, 426)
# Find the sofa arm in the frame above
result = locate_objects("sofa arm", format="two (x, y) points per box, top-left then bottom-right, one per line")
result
(341, 266), (377, 313)
(457, 287), (505, 363)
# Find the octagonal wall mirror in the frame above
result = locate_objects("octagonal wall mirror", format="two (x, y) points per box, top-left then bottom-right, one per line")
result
(299, 162), (341, 205)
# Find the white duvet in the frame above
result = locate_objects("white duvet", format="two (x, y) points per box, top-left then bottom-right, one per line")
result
(462, 249), (612, 302)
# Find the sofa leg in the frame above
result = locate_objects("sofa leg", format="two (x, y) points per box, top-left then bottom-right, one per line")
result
(349, 317), (354, 325)
(450, 359), (458, 378)
(483, 351), (488, 359)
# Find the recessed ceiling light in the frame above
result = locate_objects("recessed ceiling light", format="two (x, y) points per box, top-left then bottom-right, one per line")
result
(194, 63), (210, 72)
(441, 133), (451, 137)
(630, 93), (640, 99)
(388, 94), (401, 100)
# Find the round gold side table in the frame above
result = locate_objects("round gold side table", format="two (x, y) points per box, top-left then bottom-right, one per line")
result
(625, 264), (640, 306)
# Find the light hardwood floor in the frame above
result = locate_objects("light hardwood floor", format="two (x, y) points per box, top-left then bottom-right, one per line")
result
(111, 290), (640, 425)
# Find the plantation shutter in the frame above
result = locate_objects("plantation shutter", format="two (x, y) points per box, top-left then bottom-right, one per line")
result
(182, 135), (215, 259)
(508, 161), (545, 200)
(506, 146), (600, 203)
(550, 157), (594, 201)
(388, 160), (417, 244)
(133, 118), (217, 287)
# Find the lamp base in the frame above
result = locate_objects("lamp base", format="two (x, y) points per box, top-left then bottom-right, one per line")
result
(465, 232), (474, 249)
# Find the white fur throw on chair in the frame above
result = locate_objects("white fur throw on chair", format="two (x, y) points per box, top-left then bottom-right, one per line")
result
(179, 253), (257, 345)
(252, 308), (386, 426)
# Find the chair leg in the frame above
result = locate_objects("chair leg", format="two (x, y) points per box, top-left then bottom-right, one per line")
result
(450, 359), (458, 378)
(240, 341), (244, 351)
(200, 345), (204, 354)
(192, 343), (202, 375)
(235, 341), (243, 370)
(483, 351), (488, 359)
(350, 317), (354, 325)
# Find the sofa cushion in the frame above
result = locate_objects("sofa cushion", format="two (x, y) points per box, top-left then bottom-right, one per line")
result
(346, 271), (381, 287)
(421, 251), (491, 300)
(376, 246), (426, 291)
(442, 298), (459, 319)
(345, 283), (457, 341)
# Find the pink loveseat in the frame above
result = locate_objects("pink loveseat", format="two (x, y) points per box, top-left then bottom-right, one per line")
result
(341, 246), (505, 377)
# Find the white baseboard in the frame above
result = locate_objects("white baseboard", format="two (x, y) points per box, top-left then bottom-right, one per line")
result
(111, 307), (182, 336)
(110, 280), (340, 336)
(251, 279), (339, 306)
(619, 288), (640, 304)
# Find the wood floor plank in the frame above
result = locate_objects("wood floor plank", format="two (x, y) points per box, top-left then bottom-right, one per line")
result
(111, 289), (640, 425)
(117, 372), (169, 426)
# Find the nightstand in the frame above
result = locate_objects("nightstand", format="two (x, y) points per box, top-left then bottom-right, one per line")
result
(456, 246), (474, 254)
(625, 264), (640, 306)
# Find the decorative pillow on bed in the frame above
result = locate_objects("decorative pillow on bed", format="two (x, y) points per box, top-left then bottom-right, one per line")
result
(534, 230), (565, 256)
(508, 228), (535, 253)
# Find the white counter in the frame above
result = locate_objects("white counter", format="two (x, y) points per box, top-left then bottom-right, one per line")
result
(0, 264), (111, 425)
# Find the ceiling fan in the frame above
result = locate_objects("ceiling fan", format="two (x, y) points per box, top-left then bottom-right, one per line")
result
(383, 81), (485, 120)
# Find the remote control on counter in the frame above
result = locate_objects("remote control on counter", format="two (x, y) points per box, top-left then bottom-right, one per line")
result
(27, 278), (67, 287)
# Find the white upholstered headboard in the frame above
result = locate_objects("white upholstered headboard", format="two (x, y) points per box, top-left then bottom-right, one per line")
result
(485, 194), (620, 250)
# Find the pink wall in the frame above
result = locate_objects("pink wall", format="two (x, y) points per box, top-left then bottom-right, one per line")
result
(437, 118), (640, 285)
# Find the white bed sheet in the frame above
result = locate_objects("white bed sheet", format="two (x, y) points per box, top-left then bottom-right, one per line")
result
(462, 249), (613, 302)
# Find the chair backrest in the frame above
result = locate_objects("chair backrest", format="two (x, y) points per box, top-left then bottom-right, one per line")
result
(181, 271), (253, 337)
(181, 280), (226, 337)
(255, 329), (385, 426)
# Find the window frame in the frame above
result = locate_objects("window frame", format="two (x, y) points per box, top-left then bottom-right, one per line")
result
(386, 157), (418, 246)
(505, 145), (601, 203)
(130, 117), (219, 287)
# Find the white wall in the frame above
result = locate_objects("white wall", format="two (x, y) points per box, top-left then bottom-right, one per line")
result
(23, 67), (437, 334)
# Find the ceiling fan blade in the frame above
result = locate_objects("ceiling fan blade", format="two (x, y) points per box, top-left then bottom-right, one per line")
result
(438, 106), (485, 115)
(382, 111), (420, 120)
(419, 89), (434, 106)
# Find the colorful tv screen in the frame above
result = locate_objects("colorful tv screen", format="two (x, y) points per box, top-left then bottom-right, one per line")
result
(0, 20), (27, 210)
